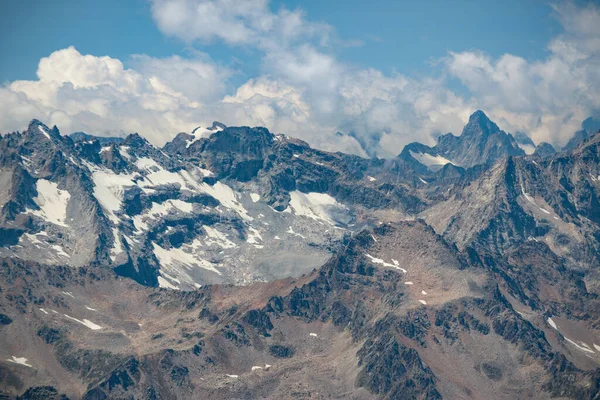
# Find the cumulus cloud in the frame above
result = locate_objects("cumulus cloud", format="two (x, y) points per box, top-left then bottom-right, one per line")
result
(1, 0), (599, 155)
(445, 1), (600, 145)
(1, 46), (233, 143)
(150, 0), (331, 50)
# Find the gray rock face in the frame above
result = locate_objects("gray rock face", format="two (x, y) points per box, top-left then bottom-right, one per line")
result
(533, 141), (556, 158)
(0, 120), (437, 290)
(400, 110), (525, 171)
(563, 116), (600, 151)
(1, 218), (599, 399)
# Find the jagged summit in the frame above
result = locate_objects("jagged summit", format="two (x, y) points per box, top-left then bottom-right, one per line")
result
(400, 110), (524, 169)
(69, 131), (124, 145)
(26, 119), (60, 141)
(192, 120), (227, 135)
(461, 109), (501, 137)
(563, 116), (600, 151)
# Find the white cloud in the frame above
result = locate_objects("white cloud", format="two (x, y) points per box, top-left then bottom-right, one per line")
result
(1, 47), (229, 143)
(445, 1), (600, 146)
(149, 0), (331, 50)
(1, 1), (599, 156)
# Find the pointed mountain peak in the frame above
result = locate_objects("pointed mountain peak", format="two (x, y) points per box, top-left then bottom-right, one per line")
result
(26, 119), (56, 141)
(123, 132), (149, 148)
(462, 110), (500, 137)
(533, 142), (556, 158)
(28, 119), (47, 129)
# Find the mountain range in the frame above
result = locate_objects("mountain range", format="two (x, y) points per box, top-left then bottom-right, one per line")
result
(0, 111), (599, 399)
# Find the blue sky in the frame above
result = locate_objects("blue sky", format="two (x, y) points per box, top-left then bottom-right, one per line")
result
(1, 0), (562, 83)
(0, 0), (598, 156)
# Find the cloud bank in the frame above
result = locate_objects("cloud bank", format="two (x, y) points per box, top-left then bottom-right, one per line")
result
(1, 0), (599, 156)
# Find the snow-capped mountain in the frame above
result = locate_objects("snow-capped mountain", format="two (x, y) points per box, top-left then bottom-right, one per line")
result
(1, 112), (600, 399)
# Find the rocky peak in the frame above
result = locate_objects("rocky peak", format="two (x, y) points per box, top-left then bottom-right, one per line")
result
(123, 132), (149, 148)
(403, 111), (524, 169)
(70, 131), (124, 146)
(26, 119), (59, 142)
(563, 116), (600, 151)
(533, 142), (556, 158)
(461, 110), (501, 138)
(573, 129), (600, 154)
(199, 126), (274, 158)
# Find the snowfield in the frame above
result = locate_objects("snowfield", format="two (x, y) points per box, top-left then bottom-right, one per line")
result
(288, 191), (345, 225)
(29, 179), (71, 227)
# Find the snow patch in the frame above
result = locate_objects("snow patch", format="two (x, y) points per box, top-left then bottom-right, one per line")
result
(186, 125), (224, 148)
(158, 276), (179, 290)
(246, 227), (263, 245)
(29, 180), (71, 227)
(90, 168), (136, 223)
(288, 191), (345, 225)
(199, 182), (252, 221)
(547, 317), (558, 330)
(421, 290), (427, 295)
(251, 366), (262, 371)
(110, 228), (124, 262)
(564, 337), (596, 354)
(85, 306), (97, 311)
(404, 281), (414, 285)
(419, 300), (427, 305)
(367, 176), (376, 182)
(133, 200), (193, 233)
(7, 356), (32, 367)
(520, 184), (536, 205)
(38, 126), (51, 139)
(250, 193), (260, 203)
(39, 308), (48, 315)
(366, 254), (407, 272)
(365, 253), (400, 270)
(135, 157), (161, 170)
(51, 245), (70, 258)
(286, 226), (306, 239)
(153, 242), (221, 275)
(203, 226), (237, 249)
(309, 333), (318, 337)
(64, 314), (102, 330)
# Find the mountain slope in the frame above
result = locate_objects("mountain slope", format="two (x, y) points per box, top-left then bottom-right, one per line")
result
(1, 114), (600, 399)
(0, 222), (598, 399)
(0, 120), (440, 290)
(401, 110), (525, 171)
